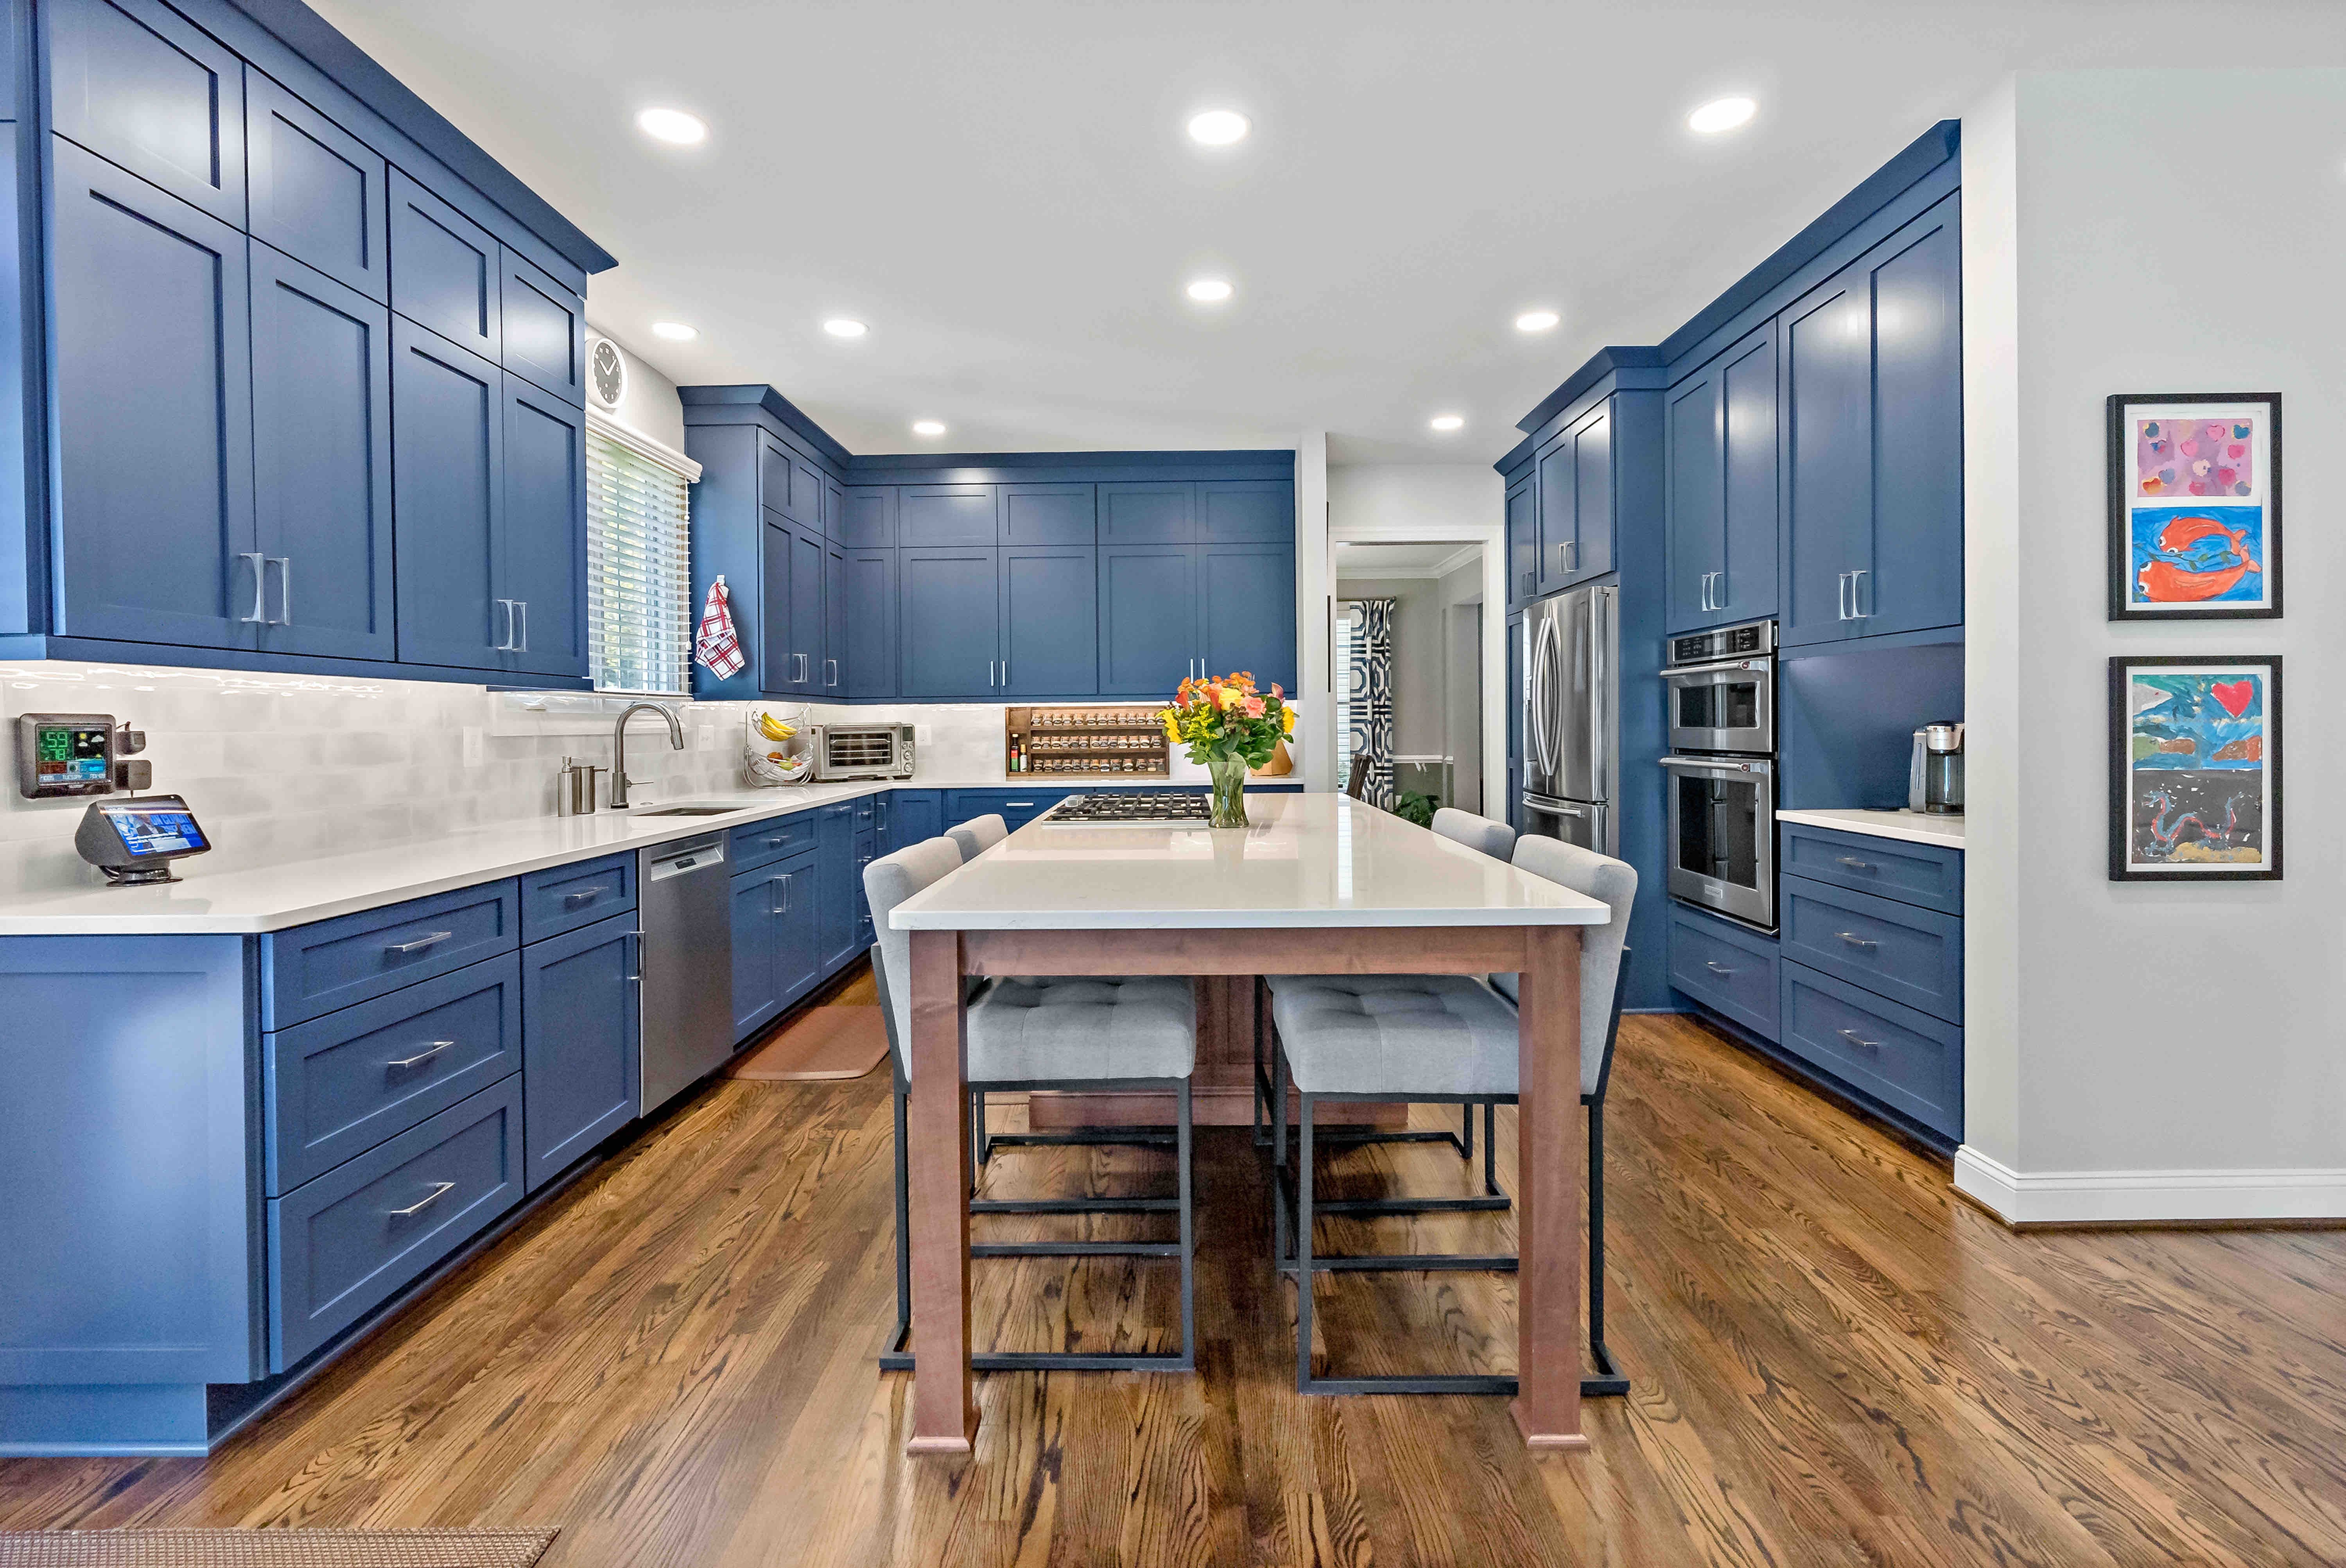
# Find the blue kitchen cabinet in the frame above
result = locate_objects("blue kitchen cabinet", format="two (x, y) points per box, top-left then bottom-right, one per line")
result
(1199, 480), (1293, 542)
(731, 847), (821, 1041)
(1535, 402), (1612, 595)
(520, 913), (639, 1191)
(500, 247), (585, 407)
(1002, 545), (1098, 695)
(855, 825), (878, 949)
(249, 235), (396, 664)
(836, 486), (895, 547)
(756, 513), (825, 697)
(840, 548), (895, 698)
(391, 319), (504, 670)
(1505, 477), (1535, 606)
(818, 801), (864, 972)
(245, 72), (387, 302)
(899, 484), (997, 546)
(46, 0), (246, 226)
(825, 479), (846, 543)
(1666, 324), (1777, 633)
(1002, 483), (1095, 545)
(1201, 542), (1296, 692)
(773, 852), (822, 1004)
(899, 544), (1000, 697)
(757, 514), (794, 699)
(48, 138), (256, 651)
(387, 169), (498, 360)
(1098, 543), (1198, 695)
(823, 538), (848, 694)
(945, 788), (1065, 833)
(1099, 481), (1193, 544)
(787, 520), (825, 694)
(758, 436), (824, 529)
(889, 789), (943, 852)
(502, 376), (587, 679)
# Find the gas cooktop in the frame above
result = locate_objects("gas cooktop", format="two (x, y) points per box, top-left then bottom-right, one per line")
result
(1043, 791), (1213, 825)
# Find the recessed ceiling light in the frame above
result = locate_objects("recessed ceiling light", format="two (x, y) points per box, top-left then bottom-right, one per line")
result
(1688, 96), (1756, 135)
(1514, 310), (1560, 333)
(1186, 278), (1234, 303)
(911, 420), (947, 437)
(635, 107), (708, 146)
(823, 318), (867, 338)
(1186, 109), (1250, 146)
(650, 321), (697, 341)
(1429, 414), (1465, 432)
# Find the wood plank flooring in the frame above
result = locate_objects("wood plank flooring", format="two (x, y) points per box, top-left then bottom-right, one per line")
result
(5, 1002), (2344, 1565)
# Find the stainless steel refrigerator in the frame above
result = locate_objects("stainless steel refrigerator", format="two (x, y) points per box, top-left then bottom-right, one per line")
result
(1520, 583), (1618, 855)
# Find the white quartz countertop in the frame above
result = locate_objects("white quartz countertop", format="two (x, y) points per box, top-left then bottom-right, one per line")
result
(0, 777), (1117, 935)
(1778, 807), (1965, 850)
(893, 793), (1610, 931)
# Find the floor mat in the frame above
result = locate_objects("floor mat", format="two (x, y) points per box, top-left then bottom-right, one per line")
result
(0, 1530), (557, 1568)
(726, 1004), (890, 1080)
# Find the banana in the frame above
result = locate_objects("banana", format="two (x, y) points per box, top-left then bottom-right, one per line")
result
(756, 712), (797, 742)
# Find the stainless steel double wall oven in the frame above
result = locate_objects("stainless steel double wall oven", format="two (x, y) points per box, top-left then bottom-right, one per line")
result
(1660, 619), (1777, 930)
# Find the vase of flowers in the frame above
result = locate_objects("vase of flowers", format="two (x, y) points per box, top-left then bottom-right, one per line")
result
(1161, 670), (1295, 829)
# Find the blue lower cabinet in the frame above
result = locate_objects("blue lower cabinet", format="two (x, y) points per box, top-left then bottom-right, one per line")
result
(855, 829), (878, 948)
(889, 789), (942, 851)
(264, 953), (523, 1195)
(520, 913), (640, 1191)
(267, 1073), (524, 1370)
(262, 880), (521, 1029)
(818, 802), (862, 972)
(1666, 903), (1779, 1039)
(944, 788), (1067, 833)
(1778, 874), (1961, 1024)
(1779, 961), (1961, 1141)
(730, 810), (815, 875)
(520, 851), (637, 943)
(1779, 822), (1962, 916)
(731, 850), (818, 1040)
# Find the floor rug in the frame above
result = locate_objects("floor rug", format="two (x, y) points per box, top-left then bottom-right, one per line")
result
(0, 1531), (557, 1568)
(726, 1004), (889, 1080)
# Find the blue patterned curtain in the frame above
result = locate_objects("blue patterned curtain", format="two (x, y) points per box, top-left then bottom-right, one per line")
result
(1344, 597), (1397, 808)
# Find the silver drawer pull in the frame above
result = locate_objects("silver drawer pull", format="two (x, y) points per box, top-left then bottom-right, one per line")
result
(387, 930), (454, 956)
(386, 1039), (457, 1070)
(1837, 932), (1879, 951)
(561, 886), (612, 909)
(387, 1180), (456, 1217)
(1835, 856), (1873, 871)
(1704, 961), (1736, 977)
(1837, 1028), (1881, 1051)
(1004, 801), (1033, 807)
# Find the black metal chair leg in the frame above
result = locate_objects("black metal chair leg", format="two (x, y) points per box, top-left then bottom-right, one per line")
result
(1296, 1092), (1315, 1392)
(1462, 1100), (1474, 1159)
(1176, 1077), (1196, 1369)
(1484, 1099), (1499, 1196)
(881, 1068), (915, 1371)
(1583, 1095), (1629, 1397)
(1271, 1036), (1291, 1268)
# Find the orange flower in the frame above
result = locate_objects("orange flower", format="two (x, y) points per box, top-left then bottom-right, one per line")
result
(1243, 696), (1265, 718)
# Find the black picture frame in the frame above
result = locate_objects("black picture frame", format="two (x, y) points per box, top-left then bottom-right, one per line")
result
(2107, 393), (2281, 621)
(2108, 654), (2282, 882)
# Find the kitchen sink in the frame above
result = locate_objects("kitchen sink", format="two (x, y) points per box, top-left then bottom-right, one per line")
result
(633, 804), (744, 817)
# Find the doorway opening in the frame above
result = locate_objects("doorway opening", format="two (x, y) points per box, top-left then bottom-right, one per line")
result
(1333, 542), (1485, 820)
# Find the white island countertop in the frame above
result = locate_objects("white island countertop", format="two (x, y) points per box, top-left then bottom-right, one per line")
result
(1778, 807), (1964, 850)
(895, 793), (1610, 930)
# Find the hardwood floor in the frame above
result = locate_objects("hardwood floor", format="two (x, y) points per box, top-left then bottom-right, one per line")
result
(5, 1007), (2344, 1565)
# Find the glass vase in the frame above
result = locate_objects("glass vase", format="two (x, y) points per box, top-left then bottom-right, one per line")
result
(1205, 751), (1250, 829)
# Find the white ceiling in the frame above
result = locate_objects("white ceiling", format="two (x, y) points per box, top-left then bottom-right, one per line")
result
(314, 2), (2346, 463)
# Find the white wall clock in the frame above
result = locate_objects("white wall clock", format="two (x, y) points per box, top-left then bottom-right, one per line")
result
(589, 336), (628, 411)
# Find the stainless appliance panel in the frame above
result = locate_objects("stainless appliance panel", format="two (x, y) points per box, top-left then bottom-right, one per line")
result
(1521, 791), (1614, 857)
(812, 723), (915, 780)
(1662, 655), (1775, 754)
(638, 834), (734, 1113)
(1523, 584), (1616, 813)
(1661, 754), (1776, 930)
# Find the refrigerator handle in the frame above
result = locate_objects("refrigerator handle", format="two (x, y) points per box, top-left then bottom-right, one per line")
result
(1591, 587), (1612, 805)
(1528, 614), (1555, 782)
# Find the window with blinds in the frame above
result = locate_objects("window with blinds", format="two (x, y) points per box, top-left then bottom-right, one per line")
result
(585, 424), (693, 695)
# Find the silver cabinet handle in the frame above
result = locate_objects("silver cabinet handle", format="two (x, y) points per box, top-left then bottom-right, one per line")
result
(260, 557), (292, 624)
(1522, 571), (1534, 597)
(1848, 569), (1869, 618)
(1836, 572), (1851, 621)
(827, 658), (839, 687)
(627, 929), (645, 984)
(388, 1180), (456, 1218)
(386, 930), (454, 955)
(1835, 856), (1873, 871)
(1002, 660), (1008, 687)
(1704, 960), (1736, 976)
(769, 872), (789, 915)
(385, 1038), (457, 1070)
(493, 599), (516, 651)
(1836, 931), (1879, 951)
(1837, 1028), (1881, 1051)
(792, 652), (808, 683)
(1003, 800), (1034, 807)
(240, 552), (268, 623)
(561, 886), (612, 909)
(1697, 572), (1709, 612)
(515, 599), (529, 652)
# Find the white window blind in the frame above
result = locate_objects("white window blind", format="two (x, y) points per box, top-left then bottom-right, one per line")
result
(585, 418), (695, 695)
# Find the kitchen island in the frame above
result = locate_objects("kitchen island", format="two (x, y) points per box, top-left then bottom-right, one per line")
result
(890, 792), (1611, 1452)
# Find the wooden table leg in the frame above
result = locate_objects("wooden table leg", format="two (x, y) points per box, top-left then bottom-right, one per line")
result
(906, 927), (977, 1453)
(1512, 923), (1589, 1451)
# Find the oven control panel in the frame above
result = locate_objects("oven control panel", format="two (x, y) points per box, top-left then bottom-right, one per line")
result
(1668, 619), (1775, 666)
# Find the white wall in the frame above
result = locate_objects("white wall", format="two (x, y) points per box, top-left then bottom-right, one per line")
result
(585, 324), (687, 451)
(1958, 70), (2346, 1222)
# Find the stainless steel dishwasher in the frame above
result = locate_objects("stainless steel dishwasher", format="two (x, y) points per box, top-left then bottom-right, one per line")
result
(637, 833), (734, 1114)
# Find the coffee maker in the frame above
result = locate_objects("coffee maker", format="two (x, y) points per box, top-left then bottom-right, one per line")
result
(1908, 722), (1964, 814)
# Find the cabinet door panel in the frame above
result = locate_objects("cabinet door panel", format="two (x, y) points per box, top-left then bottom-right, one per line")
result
(1505, 478), (1536, 608)
(521, 913), (639, 1191)
(822, 538), (847, 694)
(818, 804), (859, 973)
(1570, 409), (1613, 582)
(247, 72), (386, 301)
(759, 436), (792, 517)
(388, 169), (498, 359)
(1665, 371), (1722, 633)
(1719, 328), (1779, 622)
(46, 0), (244, 225)
(502, 377), (587, 677)
(251, 245), (394, 661)
(823, 478), (845, 541)
(50, 140), (256, 649)
(843, 548), (896, 698)
(1534, 432), (1574, 596)
(836, 485), (895, 547)
(788, 522), (824, 693)
(729, 870), (780, 1041)
(1780, 277), (1871, 646)
(1199, 479), (1292, 542)
(899, 484), (995, 545)
(1001, 482), (1095, 545)
(1867, 198), (1963, 637)
(897, 545), (999, 697)
(1200, 542), (1295, 693)
(792, 459), (826, 529)
(1099, 481), (1194, 544)
(771, 855), (821, 1005)
(1001, 545), (1097, 695)
(1098, 543), (1197, 695)
(759, 514), (792, 697)
(500, 247), (585, 406)
(392, 318), (504, 669)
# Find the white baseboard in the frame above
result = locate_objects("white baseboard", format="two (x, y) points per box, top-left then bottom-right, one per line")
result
(1955, 1146), (2346, 1225)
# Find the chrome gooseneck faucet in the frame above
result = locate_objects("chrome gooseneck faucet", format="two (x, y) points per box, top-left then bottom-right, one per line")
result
(610, 702), (685, 809)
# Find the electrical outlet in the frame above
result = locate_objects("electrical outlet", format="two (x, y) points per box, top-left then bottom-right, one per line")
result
(697, 724), (716, 751)
(462, 726), (484, 767)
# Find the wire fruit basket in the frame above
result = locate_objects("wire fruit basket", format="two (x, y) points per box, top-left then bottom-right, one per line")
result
(743, 703), (815, 786)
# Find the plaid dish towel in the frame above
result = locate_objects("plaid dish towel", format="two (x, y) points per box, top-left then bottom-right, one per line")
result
(695, 575), (744, 678)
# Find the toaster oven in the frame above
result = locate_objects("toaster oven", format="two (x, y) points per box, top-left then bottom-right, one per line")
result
(811, 723), (915, 781)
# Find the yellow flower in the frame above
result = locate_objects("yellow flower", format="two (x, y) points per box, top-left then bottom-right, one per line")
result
(1282, 707), (1296, 735)
(1160, 710), (1179, 741)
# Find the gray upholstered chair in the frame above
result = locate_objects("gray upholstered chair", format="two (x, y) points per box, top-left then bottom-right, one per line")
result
(867, 836), (1198, 1373)
(1432, 806), (1517, 861)
(945, 812), (1006, 862)
(1264, 837), (1636, 1397)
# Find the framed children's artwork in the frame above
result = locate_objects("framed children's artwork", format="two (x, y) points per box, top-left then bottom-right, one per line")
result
(2109, 655), (2281, 882)
(2107, 393), (2280, 621)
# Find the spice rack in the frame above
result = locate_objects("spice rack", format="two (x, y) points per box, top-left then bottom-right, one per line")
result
(1004, 706), (1170, 777)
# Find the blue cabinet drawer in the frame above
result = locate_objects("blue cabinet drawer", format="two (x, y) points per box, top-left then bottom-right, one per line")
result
(945, 788), (1069, 832)
(1666, 904), (1779, 1039)
(520, 852), (637, 943)
(267, 1073), (522, 1370)
(1779, 875), (1961, 1024)
(1779, 962), (1962, 1141)
(1780, 823), (1962, 915)
(263, 881), (521, 1029)
(730, 811), (816, 875)
(264, 952), (522, 1195)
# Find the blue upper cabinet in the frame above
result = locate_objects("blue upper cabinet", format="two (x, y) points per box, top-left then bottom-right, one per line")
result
(841, 548), (896, 697)
(757, 514), (794, 698)
(786, 519), (824, 694)
(388, 168), (498, 360)
(1666, 324), (1777, 634)
(392, 319), (504, 669)
(1001, 483), (1095, 545)
(45, 0), (245, 226)
(48, 138), (256, 650)
(1001, 545), (1097, 694)
(1781, 191), (1963, 647)
(1201, 542), (1296, 693)
(245, 71), (386, 302)
(1198, 480), (1292, 542)
(1505, 475), (1535, 607)
(1665, 367), (1722, 633)
(501, 376), (588, 678)
(899, 484), (996, 546)
(899, 544), (1000, 696)
(499, 247), (585, 407)
(1532, 429), (1573, 596)
(1535, 402), (1614, 595)
(1098, 542), (1196, 695)
(249, 244), (395, 662)
(836, 486), (895, 547)
(1100, 481), (1195, 544)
